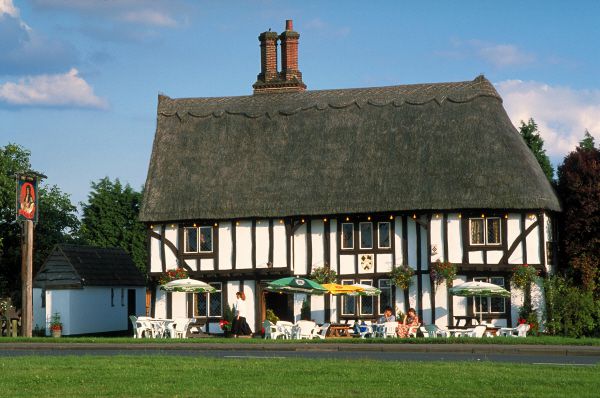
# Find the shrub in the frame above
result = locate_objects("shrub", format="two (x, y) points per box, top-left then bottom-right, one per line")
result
(265, 309), (279, 324)
(310, 265), (337, 284)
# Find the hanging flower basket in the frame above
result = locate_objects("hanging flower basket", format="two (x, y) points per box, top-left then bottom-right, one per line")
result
(430, 260), (457, 288)
(390, 265), (415, 290)
(158, 268), (188, 285)
(511, 264), (539, 289)
(310, 265), (337, 284)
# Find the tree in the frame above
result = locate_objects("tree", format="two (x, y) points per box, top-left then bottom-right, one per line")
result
(519, 118), (555, 182)
(0, 144), (80, 299)
(579, 129), (596, 150)
(79, 177), (147, 275)
(557, 132), (600, 296)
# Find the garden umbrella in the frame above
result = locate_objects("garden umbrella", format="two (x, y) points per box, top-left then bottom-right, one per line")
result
(347, 284), (381, 296)
(160, 278), (217, 293)
(449, 281), (510, 323)
(321, 283), (364, 295)
(265, 277), (328, 295)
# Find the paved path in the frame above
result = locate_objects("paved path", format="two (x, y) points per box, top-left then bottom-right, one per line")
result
(1, 342), (599, 365)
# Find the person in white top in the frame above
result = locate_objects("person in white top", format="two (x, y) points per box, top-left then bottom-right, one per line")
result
(232, 291), (252, 337)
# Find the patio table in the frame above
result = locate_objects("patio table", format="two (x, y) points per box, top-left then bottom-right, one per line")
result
(326, 324), (351, 338)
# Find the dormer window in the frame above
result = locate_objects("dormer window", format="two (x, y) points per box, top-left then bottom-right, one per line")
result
(470, 217), (501, 245)
(184, 226), (213, 253)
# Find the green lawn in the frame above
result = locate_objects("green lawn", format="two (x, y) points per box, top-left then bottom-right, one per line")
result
(2, 335), (600, 345)
(0, 356), (598, 397)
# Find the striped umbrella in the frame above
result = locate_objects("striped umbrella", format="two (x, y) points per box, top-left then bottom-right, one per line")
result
(160, 278), (217, 293)
(347, 284), (381, 296)
(322, 283), (364, 295)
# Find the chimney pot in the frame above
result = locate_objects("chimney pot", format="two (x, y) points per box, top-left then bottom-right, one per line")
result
(286, 19), (293, 31)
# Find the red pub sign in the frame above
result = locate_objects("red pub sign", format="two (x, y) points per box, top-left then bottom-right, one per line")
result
(16, 174), (38, 222)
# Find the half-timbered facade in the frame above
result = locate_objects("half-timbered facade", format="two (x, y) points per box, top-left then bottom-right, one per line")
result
(140, 20), (560, 334)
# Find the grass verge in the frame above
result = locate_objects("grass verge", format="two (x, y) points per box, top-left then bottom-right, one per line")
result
(0, 355), (598, 397)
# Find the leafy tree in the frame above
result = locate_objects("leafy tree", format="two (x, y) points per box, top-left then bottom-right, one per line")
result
(79, 177), (147, 275)
(519, 118), (555, 181)
(579, 129), (596, 150)
(0, 144), (79, 299)
(557, 132), (600, 296)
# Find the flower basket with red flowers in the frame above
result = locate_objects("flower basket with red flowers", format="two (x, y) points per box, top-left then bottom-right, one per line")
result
(50, 312), (62, 337)
(390, 265), (415, 290)
(158, 268), (188, 285)
(429, 260), (457, 288)
(219, 319), (231, 331)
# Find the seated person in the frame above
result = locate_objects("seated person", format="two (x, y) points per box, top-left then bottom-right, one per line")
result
(396, 307), (420, 338)
(353, 320), (371, 337)
(378, 306), (396, 323)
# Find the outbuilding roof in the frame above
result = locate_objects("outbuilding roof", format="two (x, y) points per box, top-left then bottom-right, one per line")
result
(140, 75), (560, 222)
(34, 245), (146, 289)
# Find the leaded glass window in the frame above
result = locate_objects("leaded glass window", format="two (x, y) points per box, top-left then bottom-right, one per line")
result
(470, 219), (484, 245)
(341, 279), (355, 315)
(185, 227), (198, 253)
(196, 282), (222, 317)
(359, 280), (373, 316)
(341, 223), (354, 249)
(360, 222), (373, 249)
(378, 222), (391, 249)
(487, 218), (501, 244)
(199, 226), (213, 253)
(378, 279), (392, 314)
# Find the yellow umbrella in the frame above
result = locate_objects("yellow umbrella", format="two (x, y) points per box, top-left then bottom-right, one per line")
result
(321, 283), (364, 295)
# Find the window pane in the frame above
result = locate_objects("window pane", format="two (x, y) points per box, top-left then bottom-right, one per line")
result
(359, 280), (373, 315)
(378, 222), (391, 248)
(487, 218), (501, 244)
(378, 279), (392, 314)
(490, 277), (504, 287)
(199, 226), (213, 252)
(474, 296), (489, 313)
(490, 297), (505, 313)
(197, 293), (207, 317)
(342, 280), (355, 315)
(208, 283), (222, 317)
(470, 219), (484, 245)
(341, 223), (354, 249)
(185, 227), (198, 252)
(360, 223), (373, 249)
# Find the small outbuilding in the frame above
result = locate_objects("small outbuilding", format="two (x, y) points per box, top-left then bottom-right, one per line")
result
(33, 244), (146, 336)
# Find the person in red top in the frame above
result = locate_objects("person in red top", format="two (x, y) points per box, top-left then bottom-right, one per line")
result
(397, 307), (420, 338)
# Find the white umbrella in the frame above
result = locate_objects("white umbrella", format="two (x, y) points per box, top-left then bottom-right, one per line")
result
(449, 281), (510, 323)
(347, 284), (381, 296)
(160, 278), (216, 293)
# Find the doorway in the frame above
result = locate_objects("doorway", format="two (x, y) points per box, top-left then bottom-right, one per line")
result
(127, 289), (136, 335)
(263, 291), (293, 322)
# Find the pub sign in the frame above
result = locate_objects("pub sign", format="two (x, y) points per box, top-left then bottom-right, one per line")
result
(16, 174), (38, 222)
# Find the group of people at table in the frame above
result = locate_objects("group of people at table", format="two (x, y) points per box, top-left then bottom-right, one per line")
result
(352, 306), (420, 338)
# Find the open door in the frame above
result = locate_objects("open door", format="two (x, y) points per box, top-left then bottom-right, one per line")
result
(127, 289), (136, 335)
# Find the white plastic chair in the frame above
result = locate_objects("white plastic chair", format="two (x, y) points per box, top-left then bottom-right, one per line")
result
(276, 321), (294, 339)
(465, 324), (487, 338)
(129, 315), (151, 338)
(292, 320), (317, 339)
(381, 321), (398, 338)
(314, 323), (330, 339)
(263, 320), (285, 339)
(171, 317), (192, 338)
(420, 325), (449, 338)
(499, 323), (530, 337)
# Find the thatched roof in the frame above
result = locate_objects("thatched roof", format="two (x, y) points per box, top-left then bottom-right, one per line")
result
(140, 75), (560, 222)
(34, 245), (146, 289)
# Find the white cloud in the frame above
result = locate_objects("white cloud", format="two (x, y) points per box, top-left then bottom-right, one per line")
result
(0, 68), (107, 109)
(0, 0), (19, 17)
(476, 43), (535, 68)
(496, 80), (600, 158)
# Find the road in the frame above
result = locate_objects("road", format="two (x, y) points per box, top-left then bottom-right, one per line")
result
(1, 346), (598, 366)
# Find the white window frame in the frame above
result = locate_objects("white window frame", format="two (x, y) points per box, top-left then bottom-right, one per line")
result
(473, 277), (506, 314)
(359, 279), (374, 316)
(199, 226), (214, 253)
(469, 217), (502, 246)
(359, 222), (373, 250)
(341, 223), (354, 250)
(341, 279), (356, 316)
(184, 227), (199, 253)
(195, 282), (223, 318)
(378, 279), (392, 315)
(377, 222), (391, 249)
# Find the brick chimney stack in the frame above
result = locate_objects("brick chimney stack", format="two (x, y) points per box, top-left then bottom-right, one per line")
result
(253, 20), (306, 94)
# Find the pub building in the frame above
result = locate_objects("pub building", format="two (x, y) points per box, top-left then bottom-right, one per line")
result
(140, 20), (560, 334)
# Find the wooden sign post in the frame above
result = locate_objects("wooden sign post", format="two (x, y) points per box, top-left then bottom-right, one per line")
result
(16, 173), (43, 338)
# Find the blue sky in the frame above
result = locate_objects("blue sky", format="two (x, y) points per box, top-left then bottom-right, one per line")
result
(2, 0), (600, 208)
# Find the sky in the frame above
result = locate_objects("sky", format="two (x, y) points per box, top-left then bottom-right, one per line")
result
(2, 0), (600, 209)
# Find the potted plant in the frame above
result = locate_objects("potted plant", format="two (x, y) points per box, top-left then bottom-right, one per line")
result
(429, 260), (457, 288)
(50, 312), (62, 338)
(220, 304), (235, 337)
(390, 265), (415, 291)
(310, 265), (337, 284)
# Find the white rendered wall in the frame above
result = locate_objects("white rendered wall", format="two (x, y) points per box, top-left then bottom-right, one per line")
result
(394, 217), (403, 266)
(150, 225), (162, 272)
(171, 292), (187, 318)
(329, 220), (338, 273)
(155, 288), (167, 318)
(433, 282), (449, 327)
(407, 218), (417, 268)
(273, 222), (287, 268)
(452, 275), (467, 318)
(200, 258), (214, 271)
(310, 220), (325, 270)
(236, 221), (252, 269)
(420, 221), (428, 270)
(184, 258), (196, 271)
(421, 276), (432, 324)
(487, 250), (503, 264)
(526, 215), (541, 264)
(430, 217), (444, 263)
(447, 214), (462, 263)
(164, 224), (178, 269)
(293, 224), (307, 275)
(469, 251), (484, 264)
(377, 253), (393, 273)
(293, 293), (306, 322)
(310, 295), (325, 324)
(507, 214), (523, 264)
(218, 222), (233, 270)
(242, 281), (256, 333)
(255, 220), (270, 268)
(339, 255), (354, 275)
(47, 287), (145, 335)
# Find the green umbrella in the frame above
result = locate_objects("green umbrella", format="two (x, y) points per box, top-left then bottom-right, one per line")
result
(449, 281), (511, 323)
(265, 277), (328, 295)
